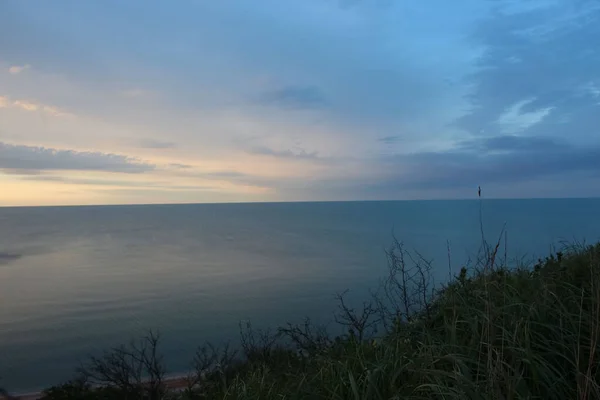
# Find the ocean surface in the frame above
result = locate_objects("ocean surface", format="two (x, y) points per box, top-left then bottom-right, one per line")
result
(1, 199), (600, 393)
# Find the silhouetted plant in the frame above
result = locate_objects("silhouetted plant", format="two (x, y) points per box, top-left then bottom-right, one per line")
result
(187, 342), (239, 393)
(76, 330), (166, 400)
(334, 289), (380, 342)
(373, 235), (436, 333)
(239, 321), (280, 364)
(0, 383), (17, 400)
(278, 318), (331, 357)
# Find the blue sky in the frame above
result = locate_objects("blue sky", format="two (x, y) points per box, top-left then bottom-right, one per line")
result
(0, 0), (599, 205)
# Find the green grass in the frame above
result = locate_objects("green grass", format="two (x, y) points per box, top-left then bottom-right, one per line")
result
(39, 240), (600, 399)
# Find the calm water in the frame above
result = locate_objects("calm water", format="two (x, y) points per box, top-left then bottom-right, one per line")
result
(1, 199), (599, 392)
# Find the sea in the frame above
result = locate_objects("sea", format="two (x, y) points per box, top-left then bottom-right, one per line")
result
(1, 199), (600, 393)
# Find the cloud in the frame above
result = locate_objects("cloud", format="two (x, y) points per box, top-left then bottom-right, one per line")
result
(13, 99), (38, 111)
(97, 189), (198, 197)
(373, 138), (600, 193)
(258, 85), (328, 109)
(21, 175), (213, 190)
(167, 168), (277, 190)
(41, 105), (73, 117)
(496, 98), (554, 134)
(459, 134), (565, 153)
(8, 64), (30, 74)
(404, 0), (600, 198)
(168, 163), (193, 169)
(203, 170), (249, 179)
(1, 95), (73, 117)
(0, 252), (22, 265)
(248, 146), (320, 160)
(1, 168), (43, 176)
(0, 142), (155, 173)
(454, 1), (600, 144)
(2, 0), (600, 203)
(289, 131), (600, 200)
(0, 1), (482, 160)
(137, 138), (177, 149)
(587, 82), (600, 98)
(378, 136), (401, 144)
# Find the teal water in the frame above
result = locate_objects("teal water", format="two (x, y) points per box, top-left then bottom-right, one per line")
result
(1, 199), (599, 392)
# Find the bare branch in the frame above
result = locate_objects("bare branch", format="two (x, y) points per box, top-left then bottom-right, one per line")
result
(77, 330), (166, 399)
(334, 290), (380, 342)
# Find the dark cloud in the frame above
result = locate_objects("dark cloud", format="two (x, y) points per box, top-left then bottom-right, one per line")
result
(258, 85), (328, 110)
(0, 252), (22, 265)
(167, 163), (193, 169)
(137, 139), (177, 149)
(348, 0), (600, 197)
(458, 134), (566, 153)
(454, 1), (600, 141)
(381, 139), (600, 192)
(285, 152), (600, 202)
(0, 142), (154, 173)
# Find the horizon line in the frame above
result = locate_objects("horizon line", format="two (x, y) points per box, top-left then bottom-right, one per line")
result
(1, 196), (599, 209)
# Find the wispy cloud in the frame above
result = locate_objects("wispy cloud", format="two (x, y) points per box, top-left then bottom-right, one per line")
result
(13, 99), (39, 111)
(41, 105), (73, 117)
(455, 1), (600, 144)
(588, 82), (600, 98)
(1, 95), (74, 117)
(258, 85), (328, 110)
(0, 142), (154, 173)
(458, 135), (565, 153)
(166, 168), (276, 190)
(1, 168), (44, 176)
(248, 146), (320, 160)
(168, 163), (193, 169)
(22, 175), (212, 190)
(137, 138), (177, 149)
(496, 98), (554, 134)
(8, 64), (30, 74)
(378, 136), (401, 144)
(202, 170), (248, 179)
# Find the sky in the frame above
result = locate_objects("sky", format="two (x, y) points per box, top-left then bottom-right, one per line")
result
(1, 0), (599, 206)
